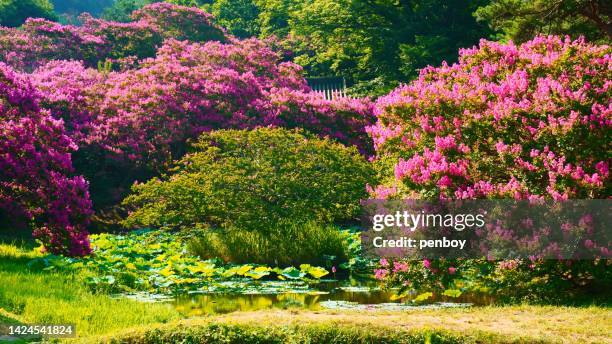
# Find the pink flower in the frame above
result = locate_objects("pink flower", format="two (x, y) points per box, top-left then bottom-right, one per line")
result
(393, 261), (409, 273)
(380, 258), (389, 267)
(374, 269), (389, 280)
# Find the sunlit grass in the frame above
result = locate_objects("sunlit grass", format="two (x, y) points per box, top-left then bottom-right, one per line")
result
(0, 243), (180, 338)
(104, 306), (612, 344)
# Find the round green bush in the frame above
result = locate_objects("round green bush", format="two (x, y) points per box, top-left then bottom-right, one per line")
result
(122, 128), (376, 232)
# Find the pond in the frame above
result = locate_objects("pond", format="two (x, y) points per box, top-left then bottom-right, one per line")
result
(168, 279), (495, 316)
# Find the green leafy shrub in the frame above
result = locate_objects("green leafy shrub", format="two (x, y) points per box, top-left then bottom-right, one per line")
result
(188, 222), (349, 267)
(123, 128), (376, 233)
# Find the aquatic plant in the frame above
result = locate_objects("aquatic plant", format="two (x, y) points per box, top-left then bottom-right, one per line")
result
(30, 229), (332, 295)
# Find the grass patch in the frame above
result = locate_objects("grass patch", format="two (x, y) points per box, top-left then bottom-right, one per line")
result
(188, 222), (350, 266)
(97, 305), (612, 343)
(0, 243), (180, 338)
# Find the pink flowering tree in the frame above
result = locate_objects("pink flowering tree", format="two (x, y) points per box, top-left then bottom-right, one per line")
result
(31, 38), (374, 211)
(131, 2), (225, 43)
(369, 36), (611, 302)
(0, 3), (226, 71)
(0, 18), (107, 71)
(0, 63), (92, 255)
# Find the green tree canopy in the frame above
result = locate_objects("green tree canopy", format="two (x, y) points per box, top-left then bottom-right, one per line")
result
(211, 0), (260, 37)
(50, 0), (114, 16)
(254, 0), (294, 38)
(102, 0), (150, 22)
(288, 0), (492, 95)
(0, 0), (57, 27)
(475, 0), (611, 43)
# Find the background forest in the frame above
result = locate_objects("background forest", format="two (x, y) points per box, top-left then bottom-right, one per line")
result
(3, 0), (610, 96)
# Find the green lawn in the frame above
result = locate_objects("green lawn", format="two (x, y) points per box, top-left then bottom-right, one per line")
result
(0, 243), (180, 339)
(1, 242), (610, 343)
(94, 306), (612, 343)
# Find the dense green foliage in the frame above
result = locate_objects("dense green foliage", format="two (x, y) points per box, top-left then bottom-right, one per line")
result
(475, 0), (611, 43)
(102, 0), (151, 22)
(286, 0), (492, 95)
(210, 0), (260, 38)
(51, 0), (115, 17)
(0, 0), (56, 27)
(123, 128), (375, 232)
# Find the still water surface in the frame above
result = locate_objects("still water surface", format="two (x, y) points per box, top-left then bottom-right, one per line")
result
(171, 280), (494, 316)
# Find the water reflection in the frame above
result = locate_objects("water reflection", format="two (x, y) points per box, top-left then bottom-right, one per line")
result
(173, 280), (495, 316)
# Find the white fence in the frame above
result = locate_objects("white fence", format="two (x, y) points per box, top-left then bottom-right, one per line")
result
(306, 76), (351, 100)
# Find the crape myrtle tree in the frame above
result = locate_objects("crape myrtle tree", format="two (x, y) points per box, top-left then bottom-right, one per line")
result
(92, 0), (493, 96)
(31, 38), (374, 211)
(0, 63), (92, 256)
(368, 36), (611, 302)
(0, 3), (375, 253)
(0, 2), (224, 71)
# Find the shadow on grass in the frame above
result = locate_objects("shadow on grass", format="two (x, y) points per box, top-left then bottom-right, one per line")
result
(0, 255), (39, 274)
(0, 230), (43, 274)
(0, 226), (36, 249)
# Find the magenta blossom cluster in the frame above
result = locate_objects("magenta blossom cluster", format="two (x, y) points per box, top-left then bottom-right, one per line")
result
(131, 2), (225, 43)
(33, 39), (374, 164)
(369, 36), (611, 295)
(369, 36), (610, 201)
(0, 63), (92, 255)
(0, 3), (225, 71)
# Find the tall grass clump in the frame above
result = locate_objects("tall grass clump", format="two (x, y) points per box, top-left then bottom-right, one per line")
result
(188, 222), (349, 266)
